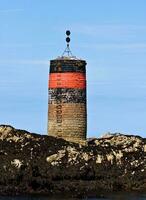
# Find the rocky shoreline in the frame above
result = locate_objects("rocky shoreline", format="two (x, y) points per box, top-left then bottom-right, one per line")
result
(0, 125), (146, 197)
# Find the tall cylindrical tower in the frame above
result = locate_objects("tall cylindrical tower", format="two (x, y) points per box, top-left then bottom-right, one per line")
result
(48, 31), (87, 143)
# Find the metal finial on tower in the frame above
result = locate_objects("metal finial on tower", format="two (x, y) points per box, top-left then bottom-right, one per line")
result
(62, 30), (73, 57)
(66, 30), (71, 47)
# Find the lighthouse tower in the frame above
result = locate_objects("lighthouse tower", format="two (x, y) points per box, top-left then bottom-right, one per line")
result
(48, 31), (87, 143)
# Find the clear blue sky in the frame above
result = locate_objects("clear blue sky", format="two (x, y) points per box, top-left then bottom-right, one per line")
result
(0, 0), (146, 138)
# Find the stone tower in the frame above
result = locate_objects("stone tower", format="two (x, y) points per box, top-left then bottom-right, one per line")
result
(48, 31), (87, 143)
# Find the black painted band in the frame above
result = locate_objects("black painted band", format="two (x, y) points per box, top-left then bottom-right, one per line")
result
(49, 88), (86, 103)
(50, 59), (86, 73)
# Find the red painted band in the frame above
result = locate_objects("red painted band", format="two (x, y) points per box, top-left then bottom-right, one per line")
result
(49, 72), (86, 89)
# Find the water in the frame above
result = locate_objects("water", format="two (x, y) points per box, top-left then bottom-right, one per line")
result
(0, 193), (146, 200)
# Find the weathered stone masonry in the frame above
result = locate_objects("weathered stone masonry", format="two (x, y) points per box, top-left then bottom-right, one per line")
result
(48, 58), (87, 143)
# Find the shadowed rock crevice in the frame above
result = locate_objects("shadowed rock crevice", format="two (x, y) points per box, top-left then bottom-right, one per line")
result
(0, 125), (146, 196)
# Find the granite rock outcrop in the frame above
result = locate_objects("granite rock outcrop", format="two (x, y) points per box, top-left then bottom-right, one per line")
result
(0, 125), (146, 196)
